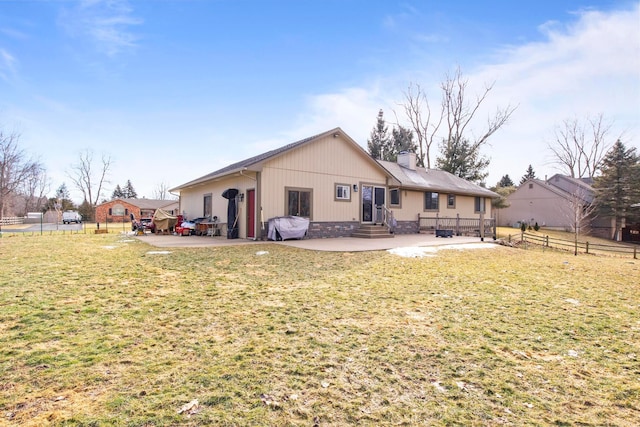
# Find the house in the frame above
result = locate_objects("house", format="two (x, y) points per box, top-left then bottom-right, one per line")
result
(95, 198), (179, 224)
(170, 128), (497, 240)
(497, 174), (614, 238)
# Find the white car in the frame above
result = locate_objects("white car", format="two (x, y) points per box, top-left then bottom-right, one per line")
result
(62, 211), (82, 224)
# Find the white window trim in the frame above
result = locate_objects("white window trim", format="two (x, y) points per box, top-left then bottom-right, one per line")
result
(335, 183), (351, 201)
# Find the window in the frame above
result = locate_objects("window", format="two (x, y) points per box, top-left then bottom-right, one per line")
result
(447, 194), (456, 209)
(203, 193), (212, 217)
(390, 188), (400, 206)
(335, 184), (351, 201)
(286, 188), (312, 218)
(424, 192), (439, 210)
(111, 204), (125, 216)
(475, 197), (486, 213)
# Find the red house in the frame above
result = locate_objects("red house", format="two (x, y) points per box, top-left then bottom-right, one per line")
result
(94, 198), (178, 224)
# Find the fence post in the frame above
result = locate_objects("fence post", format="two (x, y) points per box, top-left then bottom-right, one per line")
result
(456, 214), (460, 236)
(492, 218), (497, 240)
(634, 246), (637, 260)
(586, 241), (589, 254)
(545, 235), (549, 247)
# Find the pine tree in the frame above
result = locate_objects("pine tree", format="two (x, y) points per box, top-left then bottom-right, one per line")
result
(436, 137), (489, 183)
(367, 109), (390, 160)
(497, 174), (514, 188)
(52, 183), (75, 211)
(78, 199), (94, 222)
(112, 185), (124, 199)
(520, 165), (536, 184)
(123, 180), (137, 199)
(389, 125), (418, 162)
(593, 140), (640, 239)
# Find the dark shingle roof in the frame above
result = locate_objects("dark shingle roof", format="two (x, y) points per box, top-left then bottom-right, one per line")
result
(378, 160), (498, 198)
(171, 127), (497, 199)
(108, 198), (177, 210)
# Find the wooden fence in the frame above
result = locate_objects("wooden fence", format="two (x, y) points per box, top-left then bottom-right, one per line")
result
(504, 232), (638, 259)
(0, 217), (24, 225)
(419, 214), (496, 239)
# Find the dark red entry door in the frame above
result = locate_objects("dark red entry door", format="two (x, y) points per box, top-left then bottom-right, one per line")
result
(247, 189), (255, 239)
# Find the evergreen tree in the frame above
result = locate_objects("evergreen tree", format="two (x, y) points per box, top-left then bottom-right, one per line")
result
(78, 199), (94, 222)
(389, 125), (418, 162)
(51, 183), (75, 211)
(497, 174), (514, 188)
(123, 180), (137, 198)
(367, 109), (390, 160)
(112, 184), (124, 199)
(593, 140), (640, 239)
(520, 165), (536, 184)
(491, 185), (516, 209)
(436, 137), (489, 183)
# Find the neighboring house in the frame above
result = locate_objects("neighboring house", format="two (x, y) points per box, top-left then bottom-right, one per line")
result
(498, 174), (614, 238)
(95, 198), (179, 224)
(170, 128), (497, 240)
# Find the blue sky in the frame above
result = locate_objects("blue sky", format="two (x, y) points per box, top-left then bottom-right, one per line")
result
(1, 0), (639, 202)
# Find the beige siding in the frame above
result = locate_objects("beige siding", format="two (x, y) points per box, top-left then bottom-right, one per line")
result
(179, 174), (258, 238)
(499, 183), (573, 228)
(260, 134), (386, 221)
(177, 132), (495, 238)
(392, 190), (492, 220)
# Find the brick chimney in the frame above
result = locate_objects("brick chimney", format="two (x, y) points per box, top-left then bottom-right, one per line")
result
(397, 151), (417, 170)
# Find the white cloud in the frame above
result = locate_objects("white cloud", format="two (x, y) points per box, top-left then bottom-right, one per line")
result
(60, 0), (142, 56)
(0, 48), (18, 81)
(285, 84), (402, 149)
(0, 27), (28, 40)
(289, 3), (640, 185)
(468, 4), (640, 182)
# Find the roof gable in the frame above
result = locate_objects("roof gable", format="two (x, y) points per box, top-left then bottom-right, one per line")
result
(171, 128), (390, 191)
(546, 174), (594, 202)
(508, 178), (593, 203)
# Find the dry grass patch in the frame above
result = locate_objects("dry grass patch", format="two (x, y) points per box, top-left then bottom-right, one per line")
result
(0, 233), (638, 426)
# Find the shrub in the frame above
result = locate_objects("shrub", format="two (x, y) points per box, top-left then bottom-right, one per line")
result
(534, 222), (540, 231)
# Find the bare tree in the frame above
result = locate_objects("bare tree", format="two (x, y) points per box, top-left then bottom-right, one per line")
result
(0, 129), (44, 218)
(20, 165), (49, 214)
(548, 114), (615, 178)
(152, 181), (174, 200)
(401, 83), (444, 168)
(401, 67), (516, 173)
(67, 149), (112, 207)
(563, 186), (598, 255)
(440, 67), (517, 161)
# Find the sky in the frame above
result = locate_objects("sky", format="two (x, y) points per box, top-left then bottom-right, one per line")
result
(1, 0), (639, 203)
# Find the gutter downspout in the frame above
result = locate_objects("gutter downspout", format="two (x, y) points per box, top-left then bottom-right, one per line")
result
(240, 168), (257, 181)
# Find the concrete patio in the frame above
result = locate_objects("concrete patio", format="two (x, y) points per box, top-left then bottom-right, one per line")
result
(134, 232), (495, 252)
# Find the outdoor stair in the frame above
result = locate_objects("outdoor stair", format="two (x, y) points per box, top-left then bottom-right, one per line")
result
(351, 224), (394, 239)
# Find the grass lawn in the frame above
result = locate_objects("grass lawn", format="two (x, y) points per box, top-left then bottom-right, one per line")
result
(1, 233), (638, 426)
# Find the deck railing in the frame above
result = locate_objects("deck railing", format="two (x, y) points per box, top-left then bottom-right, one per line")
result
(380, 205), (395, 232)
(419, 214), (496, 239)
